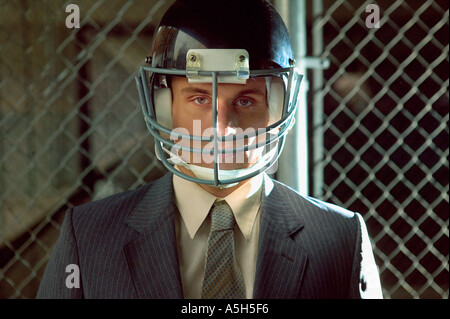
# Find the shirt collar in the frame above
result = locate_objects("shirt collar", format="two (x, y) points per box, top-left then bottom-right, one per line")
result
(173, 173), (265, 241)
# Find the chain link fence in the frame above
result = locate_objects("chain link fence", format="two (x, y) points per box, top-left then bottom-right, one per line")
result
(0, 0), (448, 299)
(0, 0), (173, 298)
(308, 0), (448, 298)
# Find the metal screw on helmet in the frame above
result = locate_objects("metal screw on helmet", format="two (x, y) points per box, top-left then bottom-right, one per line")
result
(189, 54), (197, 62)
(145, 56), (152, 64)
(239, 55), (246, 62)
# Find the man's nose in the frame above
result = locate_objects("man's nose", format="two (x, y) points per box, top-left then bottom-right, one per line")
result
(216, 101), (237, 137)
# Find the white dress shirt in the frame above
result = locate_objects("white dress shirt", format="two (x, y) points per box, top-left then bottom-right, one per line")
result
(173, 172), (269, 299)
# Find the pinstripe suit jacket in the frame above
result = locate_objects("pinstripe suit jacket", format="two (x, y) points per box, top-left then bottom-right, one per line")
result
(37, 172), (382, 299)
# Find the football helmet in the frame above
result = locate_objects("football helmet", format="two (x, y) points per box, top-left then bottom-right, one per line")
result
(135, 0), (303, 187)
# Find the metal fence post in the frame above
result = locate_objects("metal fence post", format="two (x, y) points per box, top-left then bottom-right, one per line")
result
(274, 0), (309, 196)
(311, 0), (325, 198)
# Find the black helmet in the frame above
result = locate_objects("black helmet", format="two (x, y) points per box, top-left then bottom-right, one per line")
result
(149, 0), (294, 70)
(135, 0), (303, 187)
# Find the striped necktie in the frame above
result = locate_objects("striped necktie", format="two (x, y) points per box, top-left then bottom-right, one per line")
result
(201, 200), (246, 299)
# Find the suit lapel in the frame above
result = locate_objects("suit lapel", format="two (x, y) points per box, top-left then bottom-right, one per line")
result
(123, 173), (183, 299)
(253, 178), (308, 299)
(121, 173), (308, 299)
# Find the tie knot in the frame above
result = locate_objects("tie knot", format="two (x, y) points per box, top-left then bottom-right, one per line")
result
(210, 201), (235, 231)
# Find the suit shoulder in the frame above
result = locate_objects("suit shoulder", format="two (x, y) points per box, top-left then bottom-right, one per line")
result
(73, 183), (149, 215)
(272, 178), (357, 220)
(71, 174), (168, 225)
(303, 196), (356, 219)
(271, 179), (361, 247)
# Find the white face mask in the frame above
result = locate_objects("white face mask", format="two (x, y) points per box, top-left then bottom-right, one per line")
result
(155, 142), (279, 188)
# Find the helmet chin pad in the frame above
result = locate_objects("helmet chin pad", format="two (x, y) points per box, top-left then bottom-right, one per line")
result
(153, 78), (285, 130)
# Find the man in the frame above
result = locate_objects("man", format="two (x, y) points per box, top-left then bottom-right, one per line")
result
(37, 0), (382, 299)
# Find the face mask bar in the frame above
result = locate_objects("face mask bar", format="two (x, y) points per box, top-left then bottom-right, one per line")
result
(135, 65), (303, 186)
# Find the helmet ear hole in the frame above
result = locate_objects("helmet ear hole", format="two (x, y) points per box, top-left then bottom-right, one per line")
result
(154, 88), (173, 129)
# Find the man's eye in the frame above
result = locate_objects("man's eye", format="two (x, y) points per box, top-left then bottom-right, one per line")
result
(193, 97), (210, 105)
(235, 98), (253, 107)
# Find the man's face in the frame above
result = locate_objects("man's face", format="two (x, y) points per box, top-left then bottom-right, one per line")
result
(170, 76), (270, 170)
